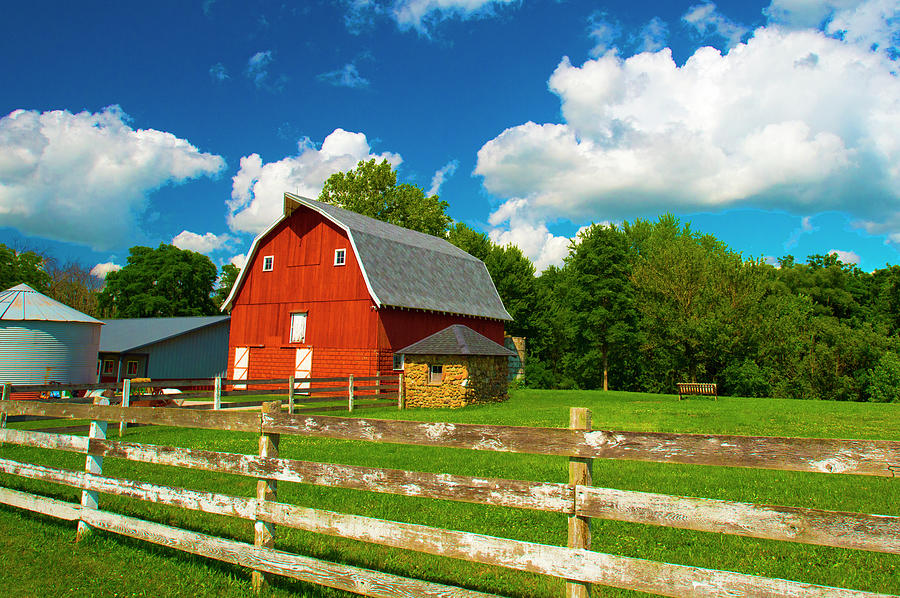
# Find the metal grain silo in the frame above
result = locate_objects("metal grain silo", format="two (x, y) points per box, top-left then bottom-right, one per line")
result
(0, 283), (102, 385)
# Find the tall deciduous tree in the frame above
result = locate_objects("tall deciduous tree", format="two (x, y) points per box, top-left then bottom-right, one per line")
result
(214, 263), (240, 308)
(45, 260), (104, 318)
(98, 244), (218, 318)
(319, 159), (451, 237)
(0, 243), (51, 291)
(560, 223), (637, 391)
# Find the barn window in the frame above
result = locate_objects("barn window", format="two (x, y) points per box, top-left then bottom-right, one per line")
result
(102, 359), (115, 375)
(126, 361), (138, 376)
(393, 353), (404, 370)
(334, 248), (346, 266)
(262, 255), (274, 271)
(428, 364), (443, 385)
(290, 312), (307, 343)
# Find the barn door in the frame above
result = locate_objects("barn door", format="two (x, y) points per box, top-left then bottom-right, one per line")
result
(295, 347), (313, 391)
(233, 346), (249, 390)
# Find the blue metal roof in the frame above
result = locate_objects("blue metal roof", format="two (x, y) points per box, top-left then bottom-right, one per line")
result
(0, 284), (103, 324)
(99, 315), (231, 352)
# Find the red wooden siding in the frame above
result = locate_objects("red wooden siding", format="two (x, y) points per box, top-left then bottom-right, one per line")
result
(228, 204), (507, 381)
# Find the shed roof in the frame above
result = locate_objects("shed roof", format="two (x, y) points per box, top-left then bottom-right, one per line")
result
(222, 194), (512, 321)
(398, 325), (516, 357)
(99, 315), (231, 353)
(0, 284), (102, 324)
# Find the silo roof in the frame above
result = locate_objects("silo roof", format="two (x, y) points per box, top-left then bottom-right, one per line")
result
(0, 283), (103, 324)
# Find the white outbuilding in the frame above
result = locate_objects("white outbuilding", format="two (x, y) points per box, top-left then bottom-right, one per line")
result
(0, 283), (102, 388)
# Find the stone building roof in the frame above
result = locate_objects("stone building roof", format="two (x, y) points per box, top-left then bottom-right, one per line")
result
(398, 324), (515, 356)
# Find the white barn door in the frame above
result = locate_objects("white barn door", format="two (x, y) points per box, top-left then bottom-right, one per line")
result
(295, 347), (313, 391)
(233, 346), (249, 390)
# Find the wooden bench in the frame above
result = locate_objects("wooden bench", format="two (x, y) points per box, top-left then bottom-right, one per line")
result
(676, 382), (717, 400)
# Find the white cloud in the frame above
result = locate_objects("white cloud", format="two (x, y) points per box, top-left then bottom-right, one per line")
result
(634, 17), (669, 53)
(171, 230), (233, 253)
(318, 63), (370, 88)
(588, 13), (621, 57)
(682, 2), (750, 48)
(486, 197), (572, 272)
(428, 160), (458, 196)
(229, 253), (247, 269)
(0, 106), (225, 250)
(245, 50), (286, 90)
(829, 248), (861, 264)
(209, 63), (229, 82)
(476, 26), (900, 243)
(346, 0), (517, 34)
(228, 128), (402, 234)
(90, 262), (122, 279)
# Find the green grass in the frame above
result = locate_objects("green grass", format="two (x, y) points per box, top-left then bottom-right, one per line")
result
(1, 390), (898, 597)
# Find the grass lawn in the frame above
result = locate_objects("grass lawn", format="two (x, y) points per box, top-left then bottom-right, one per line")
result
(0, 389), (897, 597)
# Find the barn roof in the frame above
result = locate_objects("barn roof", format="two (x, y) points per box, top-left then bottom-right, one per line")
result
(0, 283), (102, 324)
(222, 194), (512, 321)
(99, 315), (231, 353)
(398, 325), (515, 356)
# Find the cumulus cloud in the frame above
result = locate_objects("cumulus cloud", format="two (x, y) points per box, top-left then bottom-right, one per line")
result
(229, 253), (247, 269)
(318, 63), (370, 88)
(487, 198), (573, 272)
(428, 160), (458, 196)
(682, 2), (750, 48)
(829, 248), (861, 264)
(588, 12), (622, 57)
(634, 17), (669, 53)
(228, 128), (402, 234)
(476, 25), (900, 253)
(346, 0), (517, 34)
(90, 262), (122, 279)
(171, 230), (233, 253)
(0, 106), (225, 250)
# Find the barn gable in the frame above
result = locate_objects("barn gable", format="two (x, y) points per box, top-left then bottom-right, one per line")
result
(223, 194), (511, 321)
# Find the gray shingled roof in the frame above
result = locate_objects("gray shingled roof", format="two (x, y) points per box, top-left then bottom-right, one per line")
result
(0, 284), (102, 324)
(99, 316), (230, 352)
(398, 325), (516, 356)
(224, 194), (511, 321)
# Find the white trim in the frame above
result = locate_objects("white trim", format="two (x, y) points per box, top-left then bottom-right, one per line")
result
(334, 248), (346, 266)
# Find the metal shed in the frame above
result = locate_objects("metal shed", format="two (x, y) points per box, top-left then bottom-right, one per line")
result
(98, 316), (230, 383)
(0, 283), (102, 385)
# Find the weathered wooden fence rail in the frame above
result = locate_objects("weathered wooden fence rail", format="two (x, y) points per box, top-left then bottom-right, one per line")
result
(0, 399), (897, 598)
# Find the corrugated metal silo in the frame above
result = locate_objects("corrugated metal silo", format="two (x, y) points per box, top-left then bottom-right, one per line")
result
(0, 283), (102, 385)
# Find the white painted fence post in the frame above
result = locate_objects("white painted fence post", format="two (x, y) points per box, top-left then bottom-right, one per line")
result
(348, 374), (354, 413)
(119, 378), (131, 437)
(77, 396), (109, 541)
(287, 376), (295, 414)
(253, 401), (280, 592)
(397, 373), (404, 410)
(214, 376), (222, 411)
(567, 407), (592, 598)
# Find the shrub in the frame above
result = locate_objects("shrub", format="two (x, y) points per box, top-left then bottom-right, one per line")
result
(868, 352), (900, 403)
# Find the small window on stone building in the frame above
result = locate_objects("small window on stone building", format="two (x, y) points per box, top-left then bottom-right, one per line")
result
(428, 364), (443, 384)
(393, 353), (404, 370)
(126, 361), (138, 376)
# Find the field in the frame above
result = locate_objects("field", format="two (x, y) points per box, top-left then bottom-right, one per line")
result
(1, 389), (898, 597)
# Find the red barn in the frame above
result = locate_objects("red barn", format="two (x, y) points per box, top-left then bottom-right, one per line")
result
(221, 193), (512, 384)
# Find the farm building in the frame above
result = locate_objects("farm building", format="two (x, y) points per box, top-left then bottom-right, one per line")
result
(98, 316), (230, 383)
(222, 193), (512, 388)
(399, 324), (516, 408)
(0, 283), (102, 396)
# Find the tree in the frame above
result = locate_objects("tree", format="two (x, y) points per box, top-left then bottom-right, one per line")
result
(98, 244), (218, 318)
(0, 243), (51, 291)
(559, 223), (637, 391)
(319, 159), (451, 237)
(214, 263), (241, 308)
(45, 260), (104, 318)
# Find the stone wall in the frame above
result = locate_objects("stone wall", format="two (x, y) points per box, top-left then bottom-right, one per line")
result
(404, 354), (509, 409)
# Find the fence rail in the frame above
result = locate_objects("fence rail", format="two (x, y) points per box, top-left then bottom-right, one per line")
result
(0, 399), (897, 598)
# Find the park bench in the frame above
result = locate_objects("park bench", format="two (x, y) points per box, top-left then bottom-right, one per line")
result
(676, 382), (717, 400)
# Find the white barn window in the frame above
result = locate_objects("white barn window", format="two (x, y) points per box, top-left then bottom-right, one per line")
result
(334, 248), (346, 266)
(262, 255), (274, 271)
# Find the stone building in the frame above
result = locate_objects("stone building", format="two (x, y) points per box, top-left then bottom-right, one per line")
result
(399, 324), (516, 408)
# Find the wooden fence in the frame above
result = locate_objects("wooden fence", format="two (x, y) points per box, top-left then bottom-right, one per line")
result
(0, 399), (898, 598)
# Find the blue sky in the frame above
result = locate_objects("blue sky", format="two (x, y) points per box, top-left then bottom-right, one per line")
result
(2, 0), (899, 277)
